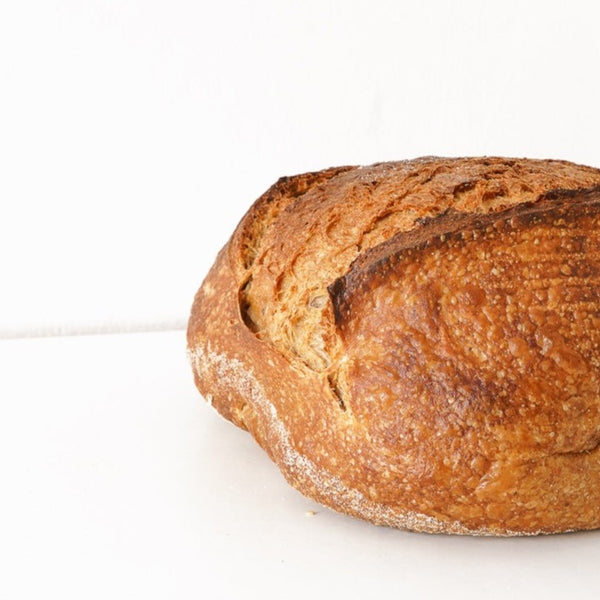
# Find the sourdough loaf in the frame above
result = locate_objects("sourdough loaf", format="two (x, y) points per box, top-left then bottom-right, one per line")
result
(187, 157), (600, 535)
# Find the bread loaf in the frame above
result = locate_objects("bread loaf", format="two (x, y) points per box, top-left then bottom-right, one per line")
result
(187, 157), (600, 535)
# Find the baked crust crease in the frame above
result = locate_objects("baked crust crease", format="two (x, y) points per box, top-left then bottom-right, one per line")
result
(188, 157), (600, 535)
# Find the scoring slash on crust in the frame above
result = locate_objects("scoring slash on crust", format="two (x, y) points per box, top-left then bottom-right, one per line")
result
(188, 157), (600, 535)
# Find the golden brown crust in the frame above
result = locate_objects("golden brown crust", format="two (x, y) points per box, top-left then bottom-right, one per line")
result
(188, 157), (600, 535)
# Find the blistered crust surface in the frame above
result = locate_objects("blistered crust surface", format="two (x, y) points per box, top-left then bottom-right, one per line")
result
(241, 157), (600, 371)
(332, 193), (600, 532)
(189, 157), (600, 534)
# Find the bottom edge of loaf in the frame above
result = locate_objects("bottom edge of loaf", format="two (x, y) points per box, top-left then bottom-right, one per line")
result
(188, 341), (594, 537)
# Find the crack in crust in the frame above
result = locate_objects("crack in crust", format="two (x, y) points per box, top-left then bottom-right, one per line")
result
(189, 157), (600, 535)
(239, 158), (600, 372)
(330, 187), (600, 329)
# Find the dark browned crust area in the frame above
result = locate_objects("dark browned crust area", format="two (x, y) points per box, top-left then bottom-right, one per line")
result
(328, 189), (600, 532)
(330, 187), (600, 328)
(188, 157), (600, 535)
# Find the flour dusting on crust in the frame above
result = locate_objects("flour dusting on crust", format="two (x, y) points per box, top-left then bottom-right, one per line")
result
(188, 342), (530, 536)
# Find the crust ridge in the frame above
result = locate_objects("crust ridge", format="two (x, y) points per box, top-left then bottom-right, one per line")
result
(188, 157), (600, 535)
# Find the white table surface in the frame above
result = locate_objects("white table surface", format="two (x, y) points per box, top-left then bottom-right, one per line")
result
(2, 330), (599, 599)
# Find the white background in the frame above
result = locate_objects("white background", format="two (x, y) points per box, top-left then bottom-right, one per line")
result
(2, 1), (600, 598)
(2, 0), (600, 335)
